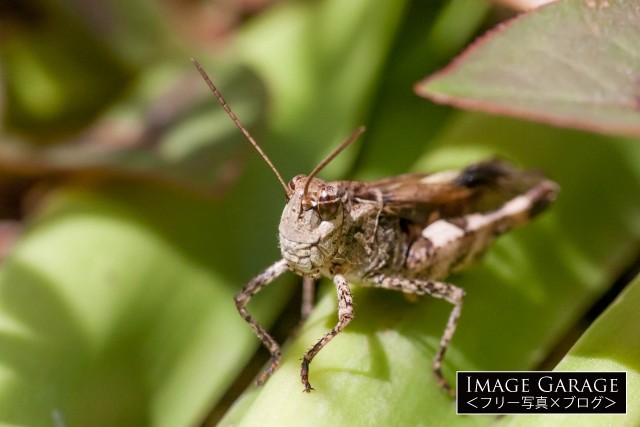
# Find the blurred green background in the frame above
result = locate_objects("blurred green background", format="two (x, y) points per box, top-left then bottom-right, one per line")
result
(0, 0), (639, 426)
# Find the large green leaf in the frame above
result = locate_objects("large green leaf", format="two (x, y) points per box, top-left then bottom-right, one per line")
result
(416, 0), (640, 137)
(0, 184), (268, 427)
(502, 272), (640, 426)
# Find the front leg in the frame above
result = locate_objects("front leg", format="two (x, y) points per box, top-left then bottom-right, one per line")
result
(234, 259), (289, 385)
(300, 273), (354, 392)
(368, 274), (465, 397)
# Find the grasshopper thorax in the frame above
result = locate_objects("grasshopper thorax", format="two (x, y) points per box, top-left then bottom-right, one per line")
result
(278, 176), (346, 276)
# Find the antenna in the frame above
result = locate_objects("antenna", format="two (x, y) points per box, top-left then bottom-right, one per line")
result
(302, 126), (365, 200)
(191, 58), (291, 196)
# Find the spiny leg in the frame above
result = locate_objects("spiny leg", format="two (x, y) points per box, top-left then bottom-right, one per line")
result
(300, 276), (316, 322)
(432, 287), (464, 398)
(234, 259), (289, 385)
(369, 275), (465, 397)
(300, 273), (354, 392)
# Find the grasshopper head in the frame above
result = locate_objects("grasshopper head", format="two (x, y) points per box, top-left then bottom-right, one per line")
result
(278, 175), (346, 276)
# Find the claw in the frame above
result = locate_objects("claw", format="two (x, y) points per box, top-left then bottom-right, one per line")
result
(300, 358), (314, 392)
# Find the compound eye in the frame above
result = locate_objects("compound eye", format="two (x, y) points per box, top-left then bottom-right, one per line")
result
(316, 187), (341, 219)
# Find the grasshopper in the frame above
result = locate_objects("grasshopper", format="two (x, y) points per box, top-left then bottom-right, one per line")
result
(192, 59), (559, 396)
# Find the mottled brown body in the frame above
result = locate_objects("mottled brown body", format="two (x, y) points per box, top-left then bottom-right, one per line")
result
(280, 162), (556, 283)
(239, 161), (558, 395)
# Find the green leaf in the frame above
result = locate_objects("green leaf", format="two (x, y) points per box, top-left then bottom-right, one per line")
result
(501, 272), (640, 426)
(0, 184), (283, 427)
(415, 0), (640, 137)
